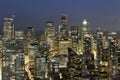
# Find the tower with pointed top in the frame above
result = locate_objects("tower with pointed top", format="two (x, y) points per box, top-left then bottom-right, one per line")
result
(80, 19), (89, 52)
(81, 19), (89, 34)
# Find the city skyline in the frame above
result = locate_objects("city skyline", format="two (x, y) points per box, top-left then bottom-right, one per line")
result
(0, 13), (120, 80)
(1, 1), (120, 80)
(0, 0), (120, 32)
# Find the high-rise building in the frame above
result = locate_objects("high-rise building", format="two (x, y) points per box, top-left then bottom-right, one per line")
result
(71, 26), (79, 52)
(66, 48), (82, 80)
(45, 22), (55, 50)
(35, 56), (48, 79)
(108, 35), (118, 76)
(26, 27), (35, 41)
(3, 18), (14, 40)
(48, 61), (60, 80)
(24, 27), (35, 56)
(59, 14), (68, 39)
(29, 42), (39, 61)
(97, 27), (104, 60)
(83, 34), (94, 66)
(2, 41), (25, 80)
(45, 22), (55, 38)
(81, 19), (89, 36)
(58, 40), (71, 54)
(80, 19), (89, 52)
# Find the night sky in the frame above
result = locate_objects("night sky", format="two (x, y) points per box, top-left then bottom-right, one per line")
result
(0, 0), (120, 32)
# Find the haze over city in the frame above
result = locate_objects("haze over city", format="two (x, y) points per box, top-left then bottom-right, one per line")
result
(0, 0), (120, 32)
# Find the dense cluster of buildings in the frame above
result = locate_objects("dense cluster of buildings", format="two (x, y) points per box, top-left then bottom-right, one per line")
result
(0, 15), (120, 80)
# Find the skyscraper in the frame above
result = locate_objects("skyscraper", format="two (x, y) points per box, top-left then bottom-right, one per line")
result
(59, 14), (68, 39)
(97, 27), (104, 60)
(71, 26), (79, 52)
(66, 48), (82, 80)
(45, 22), (55, 50)
(80, 19), (89, 53)
(45, 22), (55, 38)
(2, 41), (25, 80)
(26, 27), (35, 41)
(3, 18), (14, 40)
(81, 19), (89, 39)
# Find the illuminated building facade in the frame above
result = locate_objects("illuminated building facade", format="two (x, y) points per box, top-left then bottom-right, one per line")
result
(2, 41), (25, 80)
(81, 19), (89, 38)
(80, 19), (89, 52)
(108, 34), (118, 76)
(24, 27), (35, 56)
(45, 22), (55, 50)
(1, 15), (120, 80)
(58, 40), (71, 54)
(97, 28), (104, 61)
(35, 56), (48, 79)
(71, 26), (79, 52)
(66, 48), (82, 80)
(59, 14), (68, 39)
(26, 27), (35, 42)
(3, 18), (14, 41)
(29, 42), (39, 61)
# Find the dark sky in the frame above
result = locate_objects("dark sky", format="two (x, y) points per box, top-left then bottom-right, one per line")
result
(0, 0), (120, 32)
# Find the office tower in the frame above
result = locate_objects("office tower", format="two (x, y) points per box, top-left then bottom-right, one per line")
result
(33, 42), (50, 79)
(81, 19), (89, 36)
(29, 42), (39, 61)
(97, 28), (104, 60)
(23, 41), (39, 79)
(45, 22), (55, 38)
(25, 32), (39, 79)
(108, 34), (118, 76)
(2, 41), (25, 80)
(24, 27), (35, 56)
(39, 42), (50, 56)
(35, 56), (48, 79)
(66, 48), (82, 80)
(45, 22), (55, 50)
(98, 36), (109, 79)
(3, 18), (14, 40)
(96, 28), (105, 73)
(96, 28), (109, 75)
(96, 30), (109, 79)
(59, 14), (68, 39)
(48, 61), (60, 80)
(71, 26), (79, 52)
(26, 27), (35, 41)
(83, 34), (92, 55)
(99, 37), (109, 67)
(83, 34), (94, 72)
(80, 19), (89, 52)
